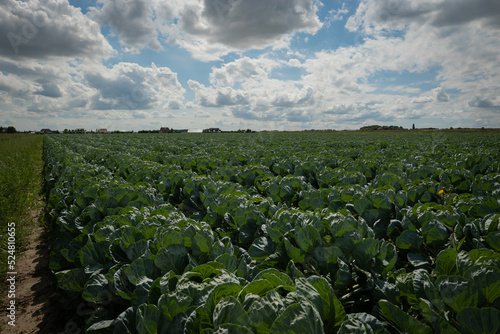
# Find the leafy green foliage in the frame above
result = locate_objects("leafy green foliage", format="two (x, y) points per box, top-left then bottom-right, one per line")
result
(43, 132), (500, 333)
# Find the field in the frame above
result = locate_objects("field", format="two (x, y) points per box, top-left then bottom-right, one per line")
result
(43, 132), (500, 333)
(0, 134), (44, 277)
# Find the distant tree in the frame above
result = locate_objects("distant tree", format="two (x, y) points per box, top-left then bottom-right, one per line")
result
(412, 123), (415, 130)
(360, 125), (404, 131)
(6, 126), (16, 133)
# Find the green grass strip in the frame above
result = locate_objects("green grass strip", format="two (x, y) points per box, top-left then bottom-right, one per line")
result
(0, 134), (45, 279)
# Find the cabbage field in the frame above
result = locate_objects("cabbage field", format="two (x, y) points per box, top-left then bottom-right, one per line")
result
(43, 132), (500, 333)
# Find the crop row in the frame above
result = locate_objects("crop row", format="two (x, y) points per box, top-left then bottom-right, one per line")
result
(43, 133), (500, 333)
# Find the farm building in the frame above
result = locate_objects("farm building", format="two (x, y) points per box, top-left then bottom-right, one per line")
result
(203, 128), (222, 133)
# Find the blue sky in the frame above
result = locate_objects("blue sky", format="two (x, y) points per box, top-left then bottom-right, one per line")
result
(1, 0), (499, 131)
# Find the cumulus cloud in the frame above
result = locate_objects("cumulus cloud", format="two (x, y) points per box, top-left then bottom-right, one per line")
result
(346, 0), (500, 33)
(431, 0), (500, 29)
(435, 87), (449, 102)
(334, 0), (500, 128)
(88, 0), (322, 59)
(194, 110), (211, 118)
(83, 62), (185, 110)
(411, 88), (449, 104)
(0, 0), (112, 59)
(210, 57), (272, 86)
(468, 96), (495, 108)
(89, 0), (162, 51)
(168, 100), (182, 109)
(0, 57), (185, 123)
(0, 57), (95, 118)
(187, 0), (322, 49)
(34, 79), (62, 98)
(412, 96), (433, 104)
(188, 56), (318, 123)
(323, 104), (359, 115)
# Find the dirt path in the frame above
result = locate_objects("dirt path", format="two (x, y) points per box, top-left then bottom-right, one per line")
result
(3, 225), (48, 334)
(1, 224), (68, 334)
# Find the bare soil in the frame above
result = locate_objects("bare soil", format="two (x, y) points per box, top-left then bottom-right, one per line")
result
(1, 223), (71, 334)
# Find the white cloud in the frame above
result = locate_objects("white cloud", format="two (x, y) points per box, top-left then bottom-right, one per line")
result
(0, 0), (112, 59)
(184, 0), (322, 49)
(194, 110), (211, 118)
(325, 2), (349, 26)
(83, 62), (185, 111)
(89, 0), (323, 60)
(188, 56), (318, 124)
(89, 0), (162, 51)
(210, 57), (273, 86)
(435, 87), (449, 102)
(412, 96), (433, 104)
(0, 57), (185, 127)
(468, 96), (496, 108)
(168, 100), (183, 109)
(34, 79), (62, 98)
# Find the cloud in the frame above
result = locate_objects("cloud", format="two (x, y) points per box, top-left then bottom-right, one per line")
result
(412, 96), (433, 104)
(131, 110), (149, 119)
(210, 57), (272, 86)
(168, 100), (182, 109)
(0, 0), (112, 59)
(337, 0), (500, 127)
(411, 87), (449, 104)
(34, 79), (62, 98)
(231, 107), (261, 120)
(188, 56), (318, 123)
(89, 0), (162, 51)
(468, 96), (495, 108)
(431, 0), (500, 29)
(83, 62), (185, 110)
(0, 57), (185, 122)
(89, 0), (322, 60)
(325, 2), (349, 26)
(194, 110), (211, 118)
(188, 0), (322, 49)
(435, 87), (449, 102)
(0, 57), (96, 118)
(215, 88), (249, 106)
(0, 71), (30, 98)
(323, 104), (358, 115)
(346, 0), (500, 33)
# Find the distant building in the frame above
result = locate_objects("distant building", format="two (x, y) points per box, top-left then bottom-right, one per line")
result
(40, 128), (52, 134)
(160, 127), (170, 133)
(203, 127), (222, 133)
(97, 128), (107, 133)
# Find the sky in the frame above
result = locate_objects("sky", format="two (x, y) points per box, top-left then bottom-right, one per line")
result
(0, 0), (499, 132)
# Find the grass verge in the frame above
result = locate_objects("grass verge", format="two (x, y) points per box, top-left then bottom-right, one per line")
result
(0, 134), (45, 284)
